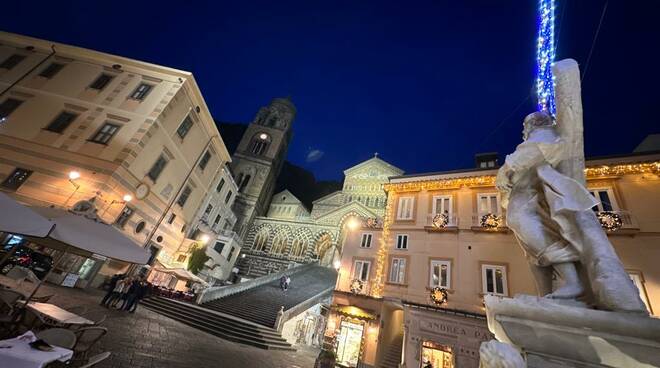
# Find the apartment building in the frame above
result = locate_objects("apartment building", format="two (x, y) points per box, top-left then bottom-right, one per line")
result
(0, 32), (232, 288)
(327, 152), (660, 368)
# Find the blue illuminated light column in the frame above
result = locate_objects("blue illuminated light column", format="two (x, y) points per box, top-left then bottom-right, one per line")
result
(536, 0), (556, 116)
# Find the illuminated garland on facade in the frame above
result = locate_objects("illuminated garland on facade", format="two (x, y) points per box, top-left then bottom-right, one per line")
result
(584, 162), (660, 178)
(537, 0), (556, 115)
(371, 191), (395, 298)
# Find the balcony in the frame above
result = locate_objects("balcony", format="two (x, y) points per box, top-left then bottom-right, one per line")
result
(424, 213), (458, 232)
(471, 212), (508, 232)
(338, 278), (373, 297)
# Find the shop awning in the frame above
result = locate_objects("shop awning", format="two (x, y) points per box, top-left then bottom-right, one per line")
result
(333, 305), (377, 320)
(26, 206), (150, 264)
(0, 192), (54, 238)
(153, 267), (207, 284)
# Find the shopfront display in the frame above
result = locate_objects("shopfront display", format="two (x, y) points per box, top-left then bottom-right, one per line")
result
(335, 319), (364, 367)
(421, 340), (454, 368)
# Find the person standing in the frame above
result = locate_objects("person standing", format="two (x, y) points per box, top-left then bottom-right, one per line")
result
(285, 275), (291, 291)
(126, 280), (149, 313)
(120, 278), (140, 310)
(107, 277), (129, 308)
(100, 274), (123, 306)
(279, 275), (287, 291)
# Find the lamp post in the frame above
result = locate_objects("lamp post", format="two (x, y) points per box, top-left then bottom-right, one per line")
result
(100, 194), (133, 217)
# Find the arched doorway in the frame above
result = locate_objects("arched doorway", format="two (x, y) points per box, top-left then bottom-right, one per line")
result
(315, 233), (336, 267)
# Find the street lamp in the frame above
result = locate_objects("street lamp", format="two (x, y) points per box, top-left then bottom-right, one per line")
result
(333, 260), (341, 270)
(68, 171), (81, 181)
(101, 193), (133, 217)
(200, 234), (211, 244)
(64, 171), (81, 206)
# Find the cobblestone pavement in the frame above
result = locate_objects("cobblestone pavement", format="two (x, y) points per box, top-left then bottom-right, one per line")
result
(38, 284), (319, 368)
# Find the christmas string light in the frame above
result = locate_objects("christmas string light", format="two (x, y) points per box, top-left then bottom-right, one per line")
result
(371, 192), (395, 298)
(536, 0), (556, 116)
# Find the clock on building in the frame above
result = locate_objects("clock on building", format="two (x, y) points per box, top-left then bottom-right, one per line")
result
(135, 183), (150, 200)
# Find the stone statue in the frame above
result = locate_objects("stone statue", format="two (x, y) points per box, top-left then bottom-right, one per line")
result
(479, 341), (526, 368)
(496, 59), (646, 314)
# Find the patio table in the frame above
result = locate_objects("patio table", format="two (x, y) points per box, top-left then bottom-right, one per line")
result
(0, 331), (73, 368)
(27, 302), (94, 326)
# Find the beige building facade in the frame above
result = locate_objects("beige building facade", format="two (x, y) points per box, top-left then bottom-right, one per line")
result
(0, 32), (232, 288)
(327, 152), (660, 368)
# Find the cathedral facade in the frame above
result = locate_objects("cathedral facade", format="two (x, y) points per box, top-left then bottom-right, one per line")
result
(235, 156), (404, 279)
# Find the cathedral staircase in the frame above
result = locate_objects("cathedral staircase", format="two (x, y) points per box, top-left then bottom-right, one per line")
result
(142, 263), (336, 350)
(380, 335), (403, 368)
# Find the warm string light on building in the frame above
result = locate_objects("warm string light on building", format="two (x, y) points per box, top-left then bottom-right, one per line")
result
(584, 162), (660, 178)
(371, 192), (395, 298)
(536, 0), (556, 116)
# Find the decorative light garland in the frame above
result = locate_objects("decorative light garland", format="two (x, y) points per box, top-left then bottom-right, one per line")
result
(430, 287), (449, 306)
(536, 0), (556, 116)
(480, 213), (502, 229)
(432, 213), (449, 229)
(350, 279), (364, 294)
(597, 211), (623, 232)
(372, 193), (395, 298)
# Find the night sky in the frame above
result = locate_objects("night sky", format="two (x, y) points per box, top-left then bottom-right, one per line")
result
(2, 1), (658, 180)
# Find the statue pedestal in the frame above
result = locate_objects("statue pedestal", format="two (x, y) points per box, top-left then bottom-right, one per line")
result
(483, 294), (660, 368)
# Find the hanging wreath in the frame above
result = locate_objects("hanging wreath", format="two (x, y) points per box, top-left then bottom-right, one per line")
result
(365, 218), (380, 229)
(432, 213), (449, 229)
(350, 279), (364, 294)
(597, 211), (623, 232)
(430, 287), (448, 305)
(480, 213), (501, 229)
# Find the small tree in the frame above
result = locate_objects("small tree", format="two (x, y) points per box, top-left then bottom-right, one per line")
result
(187, 245), (210, 275)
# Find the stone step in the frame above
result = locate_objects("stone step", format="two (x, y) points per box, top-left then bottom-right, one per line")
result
(141, 298), (295, 351)
(143, 297), (285, 340)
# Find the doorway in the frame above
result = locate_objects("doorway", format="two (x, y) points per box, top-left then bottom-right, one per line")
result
(335, 320), (364, 367)
(421, 340), (454, 368)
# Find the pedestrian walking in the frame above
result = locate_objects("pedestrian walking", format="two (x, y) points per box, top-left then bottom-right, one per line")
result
(126, 279), (150, 313)
(100, 273), (124, 306)
(120, 278), (140, 310)
(280, 275), (287, 291)
(106, 277), (129, 308)
(285, 275), (291, 291)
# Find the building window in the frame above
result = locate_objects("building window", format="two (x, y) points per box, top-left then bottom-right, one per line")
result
(0, 54), (26, 70)
(227, 246), (235, 261)
(130, 83), (152, 100)
(396, 196), (414, 220)
(135, 221), (146, 234)
(38, 63), (64, 78)
(430, 260), (451, 288)
(89, 74), (113, 90)
(589, 188), (618, 212)
(224, 191), (232, 204)
(45, 111), (77, 133)
(213, 214), (221, 227)
(388, 257), (406, 284)
(395, 234), (408, 249)
(628, 271), (652, 313)
(176, 254), (187, 263)
(167, 213), (176, 224)
(0, 98), (23, 120)
(238, 175), (251, 192)
(482, 264), (508, 296)
(270, 236), (287, 254)
(251, 138), (269, 156)
(360, 233), (373, 248)
(353, 260), (371, 282)
(89, 122), (120, 144)
(147, 154), (168, 182)
(216, 178), (226, 193)
(198, 150), (212, 170)
(290, 238), (307, 257)
(214, 241), (225, 255)
(176, 185), (192, 207)
(1, 168), (32, 191)
(478, 193), (500, 215)
(253, 231), (268, 251)
(432, 195), (452, 216)
(203, 204), (213, 217)
(176, 115), (194, 139)
(115, 206), (134, 228)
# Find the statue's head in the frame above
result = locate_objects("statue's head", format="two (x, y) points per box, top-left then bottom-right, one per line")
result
(523, 111), (554, 140)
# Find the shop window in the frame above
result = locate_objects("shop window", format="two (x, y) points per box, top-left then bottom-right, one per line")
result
(396, 196), (414, 220)
(89, 73), (113, 90)
(335, 320), (364, 367)
(422, 341), (454, 368)
(388, 257), (406, 284)
(482, 264), (507, 296)
(38, 62), (65, 79)
(115, 206), (134, 228)
(1, 168), (32, 191)
(395, 234), (408, 249)
(353, 260), (371, 281)
(430, 260), (451, 289)
(176, 185), (192, 207)
(176, 114), (193, 139)
(360, 233), (372, 248)
(45, 111), (77, 134)
(130, 83), (152, 100)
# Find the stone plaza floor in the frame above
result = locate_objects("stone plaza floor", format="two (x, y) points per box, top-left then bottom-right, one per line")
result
(38, 284), (320, 368)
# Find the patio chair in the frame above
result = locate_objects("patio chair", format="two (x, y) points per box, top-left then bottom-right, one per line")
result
(36, 328), (77, 349)
(79, 352), (111, 368)
(73, 326), (108, 359)
(82, 310), (107, 326)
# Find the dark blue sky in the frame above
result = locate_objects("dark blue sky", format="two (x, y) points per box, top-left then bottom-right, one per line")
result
(3, 1), (658, 180)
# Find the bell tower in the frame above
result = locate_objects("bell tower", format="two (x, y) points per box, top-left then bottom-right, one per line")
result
(230, 97), (296, 238)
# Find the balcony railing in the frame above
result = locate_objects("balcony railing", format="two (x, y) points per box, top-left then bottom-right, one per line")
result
(425, 213), (458, 230)
(471, 212), (507, 231)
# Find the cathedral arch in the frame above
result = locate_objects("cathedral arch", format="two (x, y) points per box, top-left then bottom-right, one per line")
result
(252, 229), (269, 252)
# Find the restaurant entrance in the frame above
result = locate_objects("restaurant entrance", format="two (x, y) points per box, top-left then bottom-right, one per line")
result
(421, 340), (454, 368)
(335, 320), (364, 367)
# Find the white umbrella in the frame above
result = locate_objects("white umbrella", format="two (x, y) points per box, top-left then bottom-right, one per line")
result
(0, 192), (54, 237)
